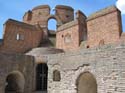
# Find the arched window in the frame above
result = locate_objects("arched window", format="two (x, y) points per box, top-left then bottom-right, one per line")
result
(53, 70), (61, 81)
(48, 19), (57, 31)
(36, 63), (48, 91)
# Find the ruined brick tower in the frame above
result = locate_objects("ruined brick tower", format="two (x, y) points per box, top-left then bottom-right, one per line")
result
(0, 5), (125, 93)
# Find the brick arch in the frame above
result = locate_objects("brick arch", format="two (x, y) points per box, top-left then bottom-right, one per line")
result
(5, 71), (25, 93)
(47, 15), (62, 28)
(76, 72), (97, 93)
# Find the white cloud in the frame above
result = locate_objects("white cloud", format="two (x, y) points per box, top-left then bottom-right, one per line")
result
(116, 0), (125, 14)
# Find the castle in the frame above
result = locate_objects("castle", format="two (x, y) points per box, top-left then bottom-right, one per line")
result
(0, 5), (125, 93)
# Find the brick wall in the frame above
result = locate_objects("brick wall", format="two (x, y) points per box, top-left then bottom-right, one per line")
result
(120, 33), (125, 43)
(55, 5), (74, 24)
(56, 21), (80, 51)
(0, 19), (43, 54)
(56, 10), (87, 51)
(76, 10), (87, 43)
(87, 6), (122, 48)
(23, 5), (50, 27)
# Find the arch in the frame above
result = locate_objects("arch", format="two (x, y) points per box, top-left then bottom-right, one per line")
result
(76, 72), (97, 93)
(47, 15), (62, 28)
(5, 71), (25, 93)
(36, 63), (48, 91)
(53, 70), (61, 81)
(48, 18), (57, 31)
(47, 16), (58, 31)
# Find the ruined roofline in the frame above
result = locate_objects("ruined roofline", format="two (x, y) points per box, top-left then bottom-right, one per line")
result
(32, 5), (74, 11)
(32, 5), (50, 11)
(55, 5), (74, 11)
(87, 5), (119, 21)
(57, 20), (78, 32)
(76, 10), (87, 19)
(5, 19), (42, 31)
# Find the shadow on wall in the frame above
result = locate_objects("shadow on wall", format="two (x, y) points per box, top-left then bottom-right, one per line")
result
(5, 71), (25, 93)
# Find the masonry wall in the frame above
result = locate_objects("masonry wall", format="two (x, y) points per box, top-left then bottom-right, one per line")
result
(47, 44), (125, 93)
(76, 10), (87, 44)
(87, 6), (122, 48)
(55, 5), (74, 24)
(56, 10), (87, 51)
(0, 53), (35, 93)
(120, 33), (125, 43)
(0, 19), (43, 54)
(23, 5), (50, 27)
(56, 21), (80, 51)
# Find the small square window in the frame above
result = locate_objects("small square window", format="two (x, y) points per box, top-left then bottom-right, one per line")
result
(16, 34), (24, 40)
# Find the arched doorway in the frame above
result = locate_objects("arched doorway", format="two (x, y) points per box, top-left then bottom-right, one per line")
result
(76, 72), (97, 93)
(5, 71), (25, 93)
(36, 63), (48, 91)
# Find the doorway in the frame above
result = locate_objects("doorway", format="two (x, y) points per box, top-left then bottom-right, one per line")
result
(76, 72), (97, 93)
(5, 71), (25, 93)
(36, 63), (48, 91)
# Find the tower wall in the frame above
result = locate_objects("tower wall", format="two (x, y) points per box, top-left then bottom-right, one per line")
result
(55, 5), (74, 24)
(23, 5), (50, 28)
(87, 6), (122, 48)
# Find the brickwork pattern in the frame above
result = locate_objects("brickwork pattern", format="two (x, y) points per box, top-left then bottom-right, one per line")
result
(87, 6), (122, 48)
(0, 19), (43, 54)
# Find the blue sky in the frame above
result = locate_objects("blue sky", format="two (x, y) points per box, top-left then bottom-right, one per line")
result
(0, 0), (124, 38)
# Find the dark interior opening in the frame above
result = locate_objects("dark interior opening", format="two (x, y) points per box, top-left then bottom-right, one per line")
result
(36, 63), (48, 91)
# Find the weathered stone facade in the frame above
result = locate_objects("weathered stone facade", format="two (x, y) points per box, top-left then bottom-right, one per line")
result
(0, 4), (125, 93)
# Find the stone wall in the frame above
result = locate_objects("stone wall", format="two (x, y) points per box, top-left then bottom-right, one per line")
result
(87, 6), (122, 48)
(0, 19), (43, 54)
(0, 53), (35, 93)
(47, 44), (125, 93)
